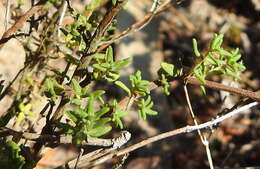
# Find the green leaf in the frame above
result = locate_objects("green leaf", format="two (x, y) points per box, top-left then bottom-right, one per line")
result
(112, 57), (132, 71)
(210, 34), (224, 50)
(106, 46), (114, 63)
(137, 96), (158, 120)
(70, 98), (82, 106)
(130, 70), (150, 96)
(112, 0), (117, 5)
(93, 117), (111, 127)
(93, 64), (107, 72)
(192, 38), (201, 57)
(88, 125), (112, 137)
(65, 110), (78, 123)
(93, 53), (106, 60)
(71, 79), (82, 97)
(161, 62), (174, 76)
(95, 107), (110, 119)
(115, 81), (131, 96)
(87, 95), (94, 116)
(43, 78), (64, 98)
(92, 90), (105, 99)
(106, 72), (120, 82)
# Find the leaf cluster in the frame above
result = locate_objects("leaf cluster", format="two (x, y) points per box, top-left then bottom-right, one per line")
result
(156, 33), (246, 95)
(43, 77), (64, 99)
(192, 33), (246, 92)
(157, 62), (181, 95)
(92, 46), (131, 82)
(62, 13), (96, 51)
(59, 80), (110, 141)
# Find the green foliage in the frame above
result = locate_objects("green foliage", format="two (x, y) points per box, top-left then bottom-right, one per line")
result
(85, 0), (103, 12)
(62, 13), (95, 51)
(115, 80), (131, 96)
(191, 34), (246, 92)
(0, 140), (25, 169)
(92, 46), (132, 82)
(129, 70), (150, 96)
(112, 0), (118, 5)
(64, 85), (112, 142)
(137, 96), (158, 120)
(157, 33), (246, 95)
(43, 77), (64, 99)
(16, 103), (34, 125)
(157, 62), (181, 95)
(111, 100), (128, 129)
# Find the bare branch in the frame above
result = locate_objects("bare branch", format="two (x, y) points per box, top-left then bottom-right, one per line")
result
(0, 4), (44, 48)
(185, 77), (260, 101)
(58, 0), (68, 38)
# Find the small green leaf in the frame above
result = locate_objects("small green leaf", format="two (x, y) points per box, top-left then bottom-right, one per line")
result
(106, 72), (120, 82)
(71, 79), (82, 97)
(112, 0), (117, 5)
(210, 34), (224, 50)
(70, 98), (82, 106)
(106, 46), (114, 63)
(112, 57), (132, 71)
(115, 81), (131, 96)
(192, 38), (201, 57)
(87, 95), (94, 116)
(65, 110), (78, 123)
(93, 64), (107, 72)
(88, 125), (112, 137)
(161, 62), (175, 76)
(95, 107), (110, 119)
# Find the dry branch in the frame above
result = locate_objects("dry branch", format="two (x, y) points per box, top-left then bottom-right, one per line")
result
(0, 5), (44, 48)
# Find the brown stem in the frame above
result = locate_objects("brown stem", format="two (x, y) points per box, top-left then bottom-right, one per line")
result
(185, 77), (260, 101)
(96, 0), (172, 52)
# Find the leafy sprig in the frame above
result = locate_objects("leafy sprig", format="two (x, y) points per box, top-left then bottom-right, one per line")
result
(157, 33), (246, 95)
(129, 70), (150, 96)
(137, 96), (158, 120)
(92, 46), (132, 82)
(191, 33), (246, 92)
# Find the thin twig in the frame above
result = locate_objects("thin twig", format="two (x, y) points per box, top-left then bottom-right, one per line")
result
(67, 131), (131, 168)
(58, 0), (67, 38)
(185, 77), (260, 101)
(80, 101), (258, 168)
(74, 148), (84, 169)
(183, 85), (204, 141)
(204, 139), (214, 169)
(184, 85), (214, 169)
(97, 0), (172, 52)
(0, 128), (131, 148)
(4, 0), (11, 31)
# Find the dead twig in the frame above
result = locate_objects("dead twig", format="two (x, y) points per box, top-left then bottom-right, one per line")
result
(0, 4), (44, 48)
(4, 0), (11, 31)
(184, 85), (214, 169)
(97, 0), (172, 52)
(185, 77), (260, 101)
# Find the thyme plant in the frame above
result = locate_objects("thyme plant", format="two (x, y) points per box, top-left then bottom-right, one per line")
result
(0, 0), (249, 168)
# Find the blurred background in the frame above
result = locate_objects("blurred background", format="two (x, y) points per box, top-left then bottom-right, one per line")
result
(0, 0), (260, 168)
